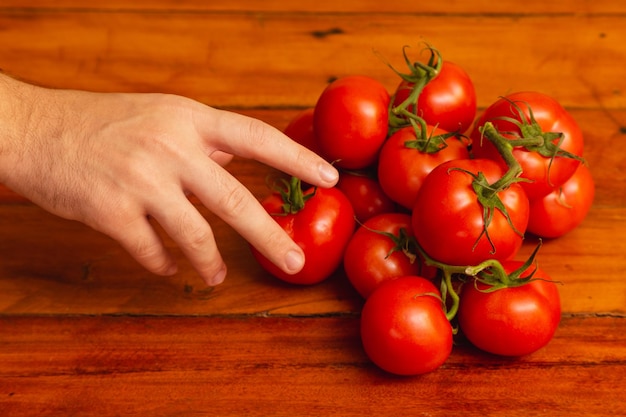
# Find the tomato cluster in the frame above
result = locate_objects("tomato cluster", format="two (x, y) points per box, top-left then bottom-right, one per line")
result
(252, 45), (594, 376)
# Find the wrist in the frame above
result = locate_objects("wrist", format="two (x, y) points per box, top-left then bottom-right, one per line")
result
(0, 72), (55, 190)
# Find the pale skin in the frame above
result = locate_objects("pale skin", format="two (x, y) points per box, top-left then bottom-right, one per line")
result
(0, 72), (339, 286)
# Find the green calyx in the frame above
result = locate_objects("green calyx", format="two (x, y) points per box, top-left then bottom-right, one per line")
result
(403, 116), (460, 154)
(273, 176), (315, 215)
(489, 97), (586, 185)
(387, 44), (443, 135)
(359, 223), (418, 264)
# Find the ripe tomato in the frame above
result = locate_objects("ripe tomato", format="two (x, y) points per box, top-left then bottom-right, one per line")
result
(393, 61), (477, 134)
(283, 108), (322, 156)
(377, 125), (470, 210)
(527, 163), (595, 238)
(412, 158), (529, 266)
(250, 178), (355, 285)
(360, 275), (453, 375)
(470, 91), (584, 200)
(336, 170), (396, 223)
(458, 261), (561, 356)
(343, 213), (436, 299)
(314, 75), (390, 169)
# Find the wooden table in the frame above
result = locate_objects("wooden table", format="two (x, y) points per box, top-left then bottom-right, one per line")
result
(1, 2), (625, 416)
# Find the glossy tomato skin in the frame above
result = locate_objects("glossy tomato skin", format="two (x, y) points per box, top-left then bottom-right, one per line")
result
(283, 108), (322, 156)
(527, 163), (595, 238)
(251, 186), (355, 285)
(458, 261), (561, 356)
(336, 170), (396, 224)
(360, 275), (453, 376)
(343, 213), (436, 299)
(470, 91), (584, 200)
(393, 61), (477, 134)
(314, 75), (390, 169)
(412, 158), (529, 266)
(377, 125), (470, 210)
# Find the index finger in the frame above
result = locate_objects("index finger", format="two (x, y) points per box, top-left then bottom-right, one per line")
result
(196, 107), (339, 187)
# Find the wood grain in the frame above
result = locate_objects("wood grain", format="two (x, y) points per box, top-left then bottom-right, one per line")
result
(0, 1), (625, 416)
(1, 315), (625, 417)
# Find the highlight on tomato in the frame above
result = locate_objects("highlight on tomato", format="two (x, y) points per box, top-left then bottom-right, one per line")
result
(250, 176), (355, 285)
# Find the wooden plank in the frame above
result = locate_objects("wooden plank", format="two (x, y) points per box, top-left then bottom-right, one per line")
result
(2, 0), (626, 14)
(0, 315), (624, 417)
(0, 11), (624, 109)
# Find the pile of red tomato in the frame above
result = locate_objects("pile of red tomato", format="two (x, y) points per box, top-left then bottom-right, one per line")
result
(250, 45), (595, 376)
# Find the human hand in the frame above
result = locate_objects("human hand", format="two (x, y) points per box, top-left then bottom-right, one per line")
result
(0, 76), (339, 285)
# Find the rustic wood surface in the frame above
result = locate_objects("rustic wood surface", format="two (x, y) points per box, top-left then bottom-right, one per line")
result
(1, 2), (625, 416)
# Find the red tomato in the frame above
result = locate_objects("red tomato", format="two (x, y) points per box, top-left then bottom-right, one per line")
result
(336, 170), (396, 223)
(412, 158), (529, 266)
(527, 163), (595, 238)
(250, 179), (355, 285)
(377, 125), (470, 210)
(458, 261), (561, 356)
(393, 61), (477, 134)
(470, 91), (584, 200)
(360, 275), (453, 375)
(314, 75), (390, 169)
(283, 108), (322, 156)
(343, 213), (436, 298)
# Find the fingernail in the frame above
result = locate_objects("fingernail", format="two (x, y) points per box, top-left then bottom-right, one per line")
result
(319, 163), (339, 184)
(207, 265), (227, 286)
(284, 249), (305, 274)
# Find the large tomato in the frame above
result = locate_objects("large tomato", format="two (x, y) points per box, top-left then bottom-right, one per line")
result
(336, 170), (396, 224)
(527, 163), (595, 238)
(393, 61), (477, 134)
(470, 91), (584, 200)
(412, 158), (529, 266)
(250, 178), (355, 285)
(314, 75), (390, 169)
(377, 125), (470, 210)
(343, 213), (436, 299)
(360, 275), (453, 376)
(458, 260), (561, 356)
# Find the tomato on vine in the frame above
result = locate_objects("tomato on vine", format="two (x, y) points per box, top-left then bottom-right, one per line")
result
(336, 170), (396, 224)
(314, 75), (390, 169)
(458, 259), (561, 356)
(412, 158), (529, 266)
(389, 46), (477, 135)
(470, 91), (585, 200)
(377, 122), (470, 210)
(283, 108), (322, 156)
(360, 275), (453, 375)
(343, 213), (436, 299)
(527, 162), (595, 238)
(250, 177), (355, 285)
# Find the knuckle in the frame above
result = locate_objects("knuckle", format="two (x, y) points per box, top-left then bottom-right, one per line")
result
(181, 223), (214, 253)
(218, 185), (252, 221)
